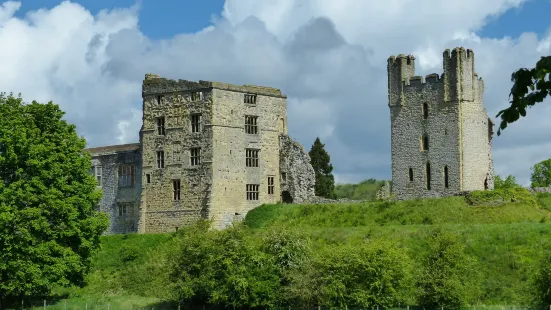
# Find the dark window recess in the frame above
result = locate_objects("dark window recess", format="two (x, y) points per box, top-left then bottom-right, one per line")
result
(157, 117), (166, 135)
(156, 151), (165, 168)
(426, 162), (431, 190)
(173, 179), (181, 201)
(246, 184), (259, 200)
(268, 176), (274, 194)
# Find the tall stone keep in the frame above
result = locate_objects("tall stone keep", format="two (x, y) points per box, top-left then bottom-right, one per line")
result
(136, 74), (312, 232)
(387, 47), (494, 200)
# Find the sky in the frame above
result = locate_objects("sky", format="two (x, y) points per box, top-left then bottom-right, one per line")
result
(1, 0), (551, 186)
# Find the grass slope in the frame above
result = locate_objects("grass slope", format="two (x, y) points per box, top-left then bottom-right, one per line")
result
(37, 193), (551, 308)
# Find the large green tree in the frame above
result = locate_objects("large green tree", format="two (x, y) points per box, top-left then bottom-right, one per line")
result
(308, 137), (336, 199)
(0, 94), (108, 305)
(496, 55), (551, 135)
(530, 158), (551, 188)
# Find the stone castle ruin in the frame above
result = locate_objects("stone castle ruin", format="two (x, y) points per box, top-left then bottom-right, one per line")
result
(86, 46), (496, 234)
(86, 75), (315, 234)
(388, 47), (494, 200)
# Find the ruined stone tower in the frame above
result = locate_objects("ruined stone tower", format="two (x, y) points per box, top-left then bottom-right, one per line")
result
(387, 47), (494, 200)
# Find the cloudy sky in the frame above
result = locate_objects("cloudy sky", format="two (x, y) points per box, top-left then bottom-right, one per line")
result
(1, 0), (550, 185)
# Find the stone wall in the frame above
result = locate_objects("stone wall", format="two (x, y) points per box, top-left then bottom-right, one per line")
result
(87, 144), (141, 235)
(279, 134), (315, 203)
(388, 47), (494, 200)
(210, 87), (288, 229)
(139, 75), (213, 233)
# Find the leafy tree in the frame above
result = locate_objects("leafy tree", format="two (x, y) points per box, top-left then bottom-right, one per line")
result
(416, 230), (478, 310)
(0, 93), (108, 305)
(531, 158), (551, 188)
(496, 55), (551, 135)
(494, 175), (520, 189)
(308, 137), (336, 198)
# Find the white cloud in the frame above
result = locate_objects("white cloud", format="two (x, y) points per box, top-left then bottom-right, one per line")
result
(0, 0), (549, 185)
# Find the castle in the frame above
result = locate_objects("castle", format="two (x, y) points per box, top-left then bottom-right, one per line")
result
(86, 46), (495, 234)
(387, 47), (494, 200)
(86, 74), (315, 234)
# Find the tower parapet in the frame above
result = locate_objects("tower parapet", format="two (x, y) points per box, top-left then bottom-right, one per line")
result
(443, 47), (480, 102)
(387, 54), (415, 106)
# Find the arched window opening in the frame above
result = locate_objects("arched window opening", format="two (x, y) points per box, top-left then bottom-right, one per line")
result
(423, 103), (428, 119)
(426, 162), (431, 190)
(444, 166), (449, 188)
(409, 168), (414, 182)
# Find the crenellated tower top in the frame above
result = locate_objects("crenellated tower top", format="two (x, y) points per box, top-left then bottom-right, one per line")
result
(387, 47), (484, 107)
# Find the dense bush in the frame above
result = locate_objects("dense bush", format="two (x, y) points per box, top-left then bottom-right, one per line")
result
(416, 230), (479, 309)
(465, 187), (538, 206)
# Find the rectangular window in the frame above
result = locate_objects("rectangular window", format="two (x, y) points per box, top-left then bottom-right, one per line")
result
(268, 176), (274, 195)
(245, 116), (258, 134)
(191, 113), (202, 133)
(118, 164), (135, 187)
(422, 135), (429, 151)
(156, 151), (165, 168)
(244, 94), (257, 104)
(94, 166), (102, 186)
(190, 148), (201, 166)
(246, 184), (259, 201)
(146, 174), (151, 184)
(191, 91), (203, 101)
(173, 179), (181, 201)
(246, 149), (259, 167)
(281, 172), (287, 184)
(118, 204), (127, 217)
(157, 117), (166, 135)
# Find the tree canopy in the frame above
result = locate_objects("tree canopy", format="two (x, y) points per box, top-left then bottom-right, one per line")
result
(494, 175), (520, 189)
(496, 55), (551, 135)
(0, 93), (108, 305)
(308, 137), (336, 199)
(530, 158), (551, 188)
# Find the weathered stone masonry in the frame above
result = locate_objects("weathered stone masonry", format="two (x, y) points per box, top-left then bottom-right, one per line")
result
(86, 74), (315, 234)
(388, 47), (494, 200)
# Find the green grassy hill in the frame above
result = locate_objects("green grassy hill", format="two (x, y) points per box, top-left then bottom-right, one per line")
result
(38, 191), (551, 309)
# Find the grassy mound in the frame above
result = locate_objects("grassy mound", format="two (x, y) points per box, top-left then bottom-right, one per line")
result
(40, 192), (551, 309)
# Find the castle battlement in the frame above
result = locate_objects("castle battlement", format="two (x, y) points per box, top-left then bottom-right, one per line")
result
(142, 73), (286, 98)
(388, 47), (484, 106)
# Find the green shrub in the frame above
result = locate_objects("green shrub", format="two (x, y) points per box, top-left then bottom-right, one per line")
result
(284, 240), (411, 309)
(465, 187), (537, 206)
(532, 251), (551, 307)
(416, 229), (479, 309)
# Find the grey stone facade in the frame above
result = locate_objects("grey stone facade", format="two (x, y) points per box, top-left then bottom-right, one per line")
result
(86, 74), (315, 234)
(388, 47), (494, 200)
(87, 143), (142, 234)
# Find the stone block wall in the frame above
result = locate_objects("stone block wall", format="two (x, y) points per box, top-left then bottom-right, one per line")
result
(210, 87), (288, 229)
(139, 75), (213, 233)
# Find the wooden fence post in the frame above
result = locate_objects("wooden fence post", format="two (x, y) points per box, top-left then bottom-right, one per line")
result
(43, 300), (46, 310)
